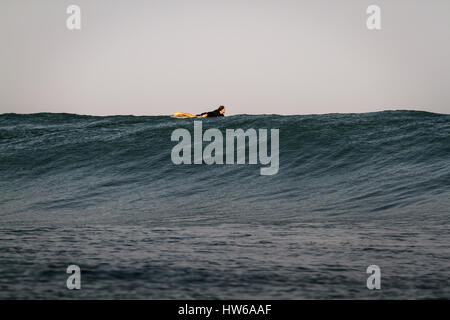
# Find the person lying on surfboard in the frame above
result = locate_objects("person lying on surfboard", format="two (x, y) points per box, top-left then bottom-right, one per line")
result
(173, 106), (226, 118)
(198, 105), (225, 118)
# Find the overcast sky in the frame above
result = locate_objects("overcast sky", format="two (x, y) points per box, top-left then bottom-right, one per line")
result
(1, 0), (449, 116)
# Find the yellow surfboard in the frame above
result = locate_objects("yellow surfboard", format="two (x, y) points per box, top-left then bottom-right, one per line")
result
(172, 112), (198, 119)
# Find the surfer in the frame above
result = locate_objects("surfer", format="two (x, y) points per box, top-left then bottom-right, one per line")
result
(173, 106), (226, 119)
(198, 106), (226, 118)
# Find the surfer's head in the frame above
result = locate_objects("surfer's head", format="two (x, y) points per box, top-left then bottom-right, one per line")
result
(218, 106), (225, 114)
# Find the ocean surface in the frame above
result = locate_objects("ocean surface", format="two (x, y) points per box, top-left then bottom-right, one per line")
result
(0, 111), (449, 299)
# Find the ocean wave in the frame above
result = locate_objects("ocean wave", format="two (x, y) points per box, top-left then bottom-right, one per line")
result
(0, 110), (449, 223)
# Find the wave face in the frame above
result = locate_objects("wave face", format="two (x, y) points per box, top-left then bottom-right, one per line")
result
(0, 111), (449, 299)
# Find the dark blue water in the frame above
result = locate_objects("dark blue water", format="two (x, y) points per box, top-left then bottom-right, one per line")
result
(0, 111), (449, 299)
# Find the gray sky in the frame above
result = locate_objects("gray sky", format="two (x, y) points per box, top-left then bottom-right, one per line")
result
(1, 0), (449, 116)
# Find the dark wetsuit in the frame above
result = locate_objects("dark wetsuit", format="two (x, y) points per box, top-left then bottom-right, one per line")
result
(197, 108), (224, 118)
